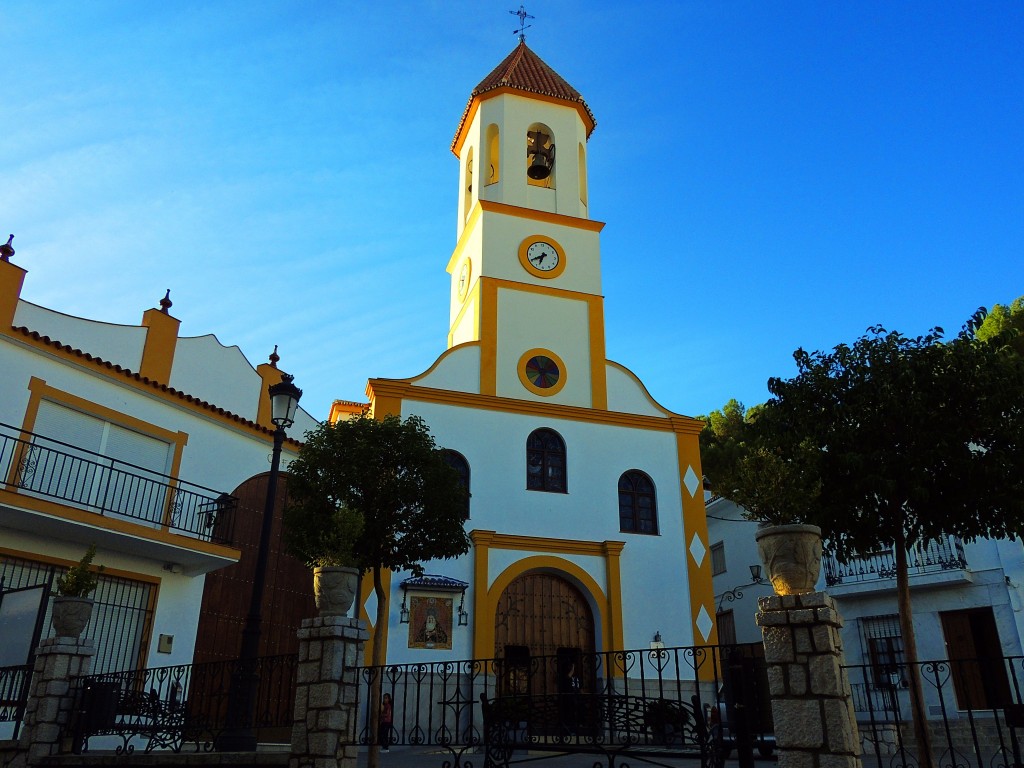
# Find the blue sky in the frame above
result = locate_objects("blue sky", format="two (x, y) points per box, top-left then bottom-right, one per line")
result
(3, 2), (1022, 422)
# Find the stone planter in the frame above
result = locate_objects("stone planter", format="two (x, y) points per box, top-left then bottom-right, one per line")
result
(51, 596), (94, 638)
(755, 523), (823, 596)
(313, 566), (360, 617)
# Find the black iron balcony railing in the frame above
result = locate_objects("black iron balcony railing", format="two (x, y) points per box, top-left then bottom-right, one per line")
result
(0, 423), (236, 545)
(823, 534), (967, 587)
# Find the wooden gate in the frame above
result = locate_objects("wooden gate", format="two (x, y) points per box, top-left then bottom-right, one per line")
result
(493, 572), (595, 697)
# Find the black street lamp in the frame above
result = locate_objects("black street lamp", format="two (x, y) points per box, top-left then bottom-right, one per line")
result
(218, 373), (302, 751)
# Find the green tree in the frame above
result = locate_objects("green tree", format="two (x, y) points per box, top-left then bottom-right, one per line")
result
(977, 295), (1024, 355)
(700, 399), (821, 525)
(284, 413), (470, 768)
(761, 316), (1024, 768)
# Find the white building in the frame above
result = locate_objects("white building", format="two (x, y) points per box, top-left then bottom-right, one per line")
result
(707, 495), (1024, 713)
(0, 251), (317, 685)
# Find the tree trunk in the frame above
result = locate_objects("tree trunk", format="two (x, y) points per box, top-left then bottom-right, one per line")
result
(367, 566), (387, 768)
(895, 529), (934, 768)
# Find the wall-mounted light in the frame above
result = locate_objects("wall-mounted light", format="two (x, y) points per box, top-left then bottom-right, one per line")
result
(399, 590), (410, 624)
(457, 591), (469, 626)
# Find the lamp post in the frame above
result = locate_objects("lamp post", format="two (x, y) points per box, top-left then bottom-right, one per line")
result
(218, 373), (302, 752)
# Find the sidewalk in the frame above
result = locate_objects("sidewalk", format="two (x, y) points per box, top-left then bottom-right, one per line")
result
(357, 745), (774, 767)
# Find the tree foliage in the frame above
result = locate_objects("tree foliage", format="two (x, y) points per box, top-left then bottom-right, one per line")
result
(700, 399), (822, 525)
(763, 319), (1024, 560)
(976, 295), (1024, 355)
(283, 413), (471, 768)
(284, 413), (471, 574)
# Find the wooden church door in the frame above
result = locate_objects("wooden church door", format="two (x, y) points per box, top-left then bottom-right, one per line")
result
(493, 572), (595, 696)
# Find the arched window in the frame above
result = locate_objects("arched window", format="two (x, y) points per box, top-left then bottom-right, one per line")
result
(618, 470), (657, 534)
(442, 449), (471, 519)
(526, 428), (566, 493)
(486, 123), (500, 185)
(463, 147), (474, 221)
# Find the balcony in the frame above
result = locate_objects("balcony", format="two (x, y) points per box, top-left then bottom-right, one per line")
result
(0, 423), (239, 572)
(823, 534), (970, 595)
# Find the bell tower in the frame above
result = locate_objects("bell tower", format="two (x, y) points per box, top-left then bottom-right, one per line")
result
(446, 42), (609, 410)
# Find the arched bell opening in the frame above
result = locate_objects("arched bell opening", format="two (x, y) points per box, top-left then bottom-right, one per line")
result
(578, 142), (588, 211)
(463, 146), (474, 221)
(526, 123), (555, 189)
(493, 570), (597, 699)
(485, 123), (500, 187)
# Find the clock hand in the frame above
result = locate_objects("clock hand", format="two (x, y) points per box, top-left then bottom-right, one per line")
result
(531, 252), (548, 264)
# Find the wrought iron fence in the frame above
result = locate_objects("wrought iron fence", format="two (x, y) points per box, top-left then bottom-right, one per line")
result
(0, 423), (236, 544)
(68, 653), (297, 754)
(352, 644), (775, 768)
(0, 665), (32, 739)
(846, 656), (1024, 768)
(824, 534), (967, 586)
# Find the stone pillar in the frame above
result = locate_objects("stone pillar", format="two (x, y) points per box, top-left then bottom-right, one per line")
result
(16, 638), (95, 768)
(757, 592), (861, 768)
(290, 615), (368, 768)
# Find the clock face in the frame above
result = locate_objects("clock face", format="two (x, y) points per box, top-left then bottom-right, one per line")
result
(457, 260), (471, 299)
(526, 241), (559, 272)
(518, 235), (567, 278)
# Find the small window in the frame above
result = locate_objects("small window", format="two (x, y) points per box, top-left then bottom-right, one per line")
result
(618, 470), (657, 534)
(860, 615), (905, 688)
(442, 449), (471, 519)
(710, 542), (726, 575)
(526, 428), (566, 493)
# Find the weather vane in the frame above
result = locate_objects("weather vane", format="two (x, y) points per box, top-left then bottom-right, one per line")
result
(510, 5), (534, 42)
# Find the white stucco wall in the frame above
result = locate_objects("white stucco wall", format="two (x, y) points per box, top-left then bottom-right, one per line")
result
(13, 301), (146, 371)
(376, 397), (696, 665)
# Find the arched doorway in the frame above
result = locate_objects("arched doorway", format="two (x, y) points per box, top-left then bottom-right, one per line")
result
(493, 572), (595, 696)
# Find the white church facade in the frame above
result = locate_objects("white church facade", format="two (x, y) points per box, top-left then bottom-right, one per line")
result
(340, 42), (717, 665)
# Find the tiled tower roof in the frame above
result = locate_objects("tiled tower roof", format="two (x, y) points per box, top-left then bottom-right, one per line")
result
(452, 41), (596, 154)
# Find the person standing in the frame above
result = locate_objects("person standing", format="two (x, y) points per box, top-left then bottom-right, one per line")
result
(379, 692), (394, 752)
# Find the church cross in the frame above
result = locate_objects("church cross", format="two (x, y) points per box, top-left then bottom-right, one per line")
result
(509, 5), (535, 42)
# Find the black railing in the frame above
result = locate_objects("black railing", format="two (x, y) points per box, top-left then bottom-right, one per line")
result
(846, 656), (1024, 768)
(824, 534), (967, 586)
(0, 423), (236, 544)
(353, 644), (776, 768)
(0, 664), (32, 739)
(69, 654), (297, 754)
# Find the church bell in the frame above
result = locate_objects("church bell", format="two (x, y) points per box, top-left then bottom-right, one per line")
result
(527, 129), (555, 180)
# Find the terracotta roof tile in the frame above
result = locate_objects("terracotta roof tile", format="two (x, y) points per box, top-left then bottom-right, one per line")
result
(8, 325), (302, 445)
(452, 41), (596, 154)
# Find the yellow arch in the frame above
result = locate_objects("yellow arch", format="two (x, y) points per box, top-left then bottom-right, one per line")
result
(482, 554), (613, 658)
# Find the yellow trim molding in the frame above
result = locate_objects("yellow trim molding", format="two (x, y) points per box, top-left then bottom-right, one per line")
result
(675, 431), (717, 676)
(0, 259), (28, 330)
(479, 200), (605, 232)
(470, 530), (625, 658)
(0, 489), (242, 561)
(517, 348), (568, 397)
(367, 377), (702, 436)
(139, 307), (180, 384)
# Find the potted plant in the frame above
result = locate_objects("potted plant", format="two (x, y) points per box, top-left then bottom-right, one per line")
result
(701, 402), (824, 596)
(52, 544), (105, 638)
(282, 501), (364, 616)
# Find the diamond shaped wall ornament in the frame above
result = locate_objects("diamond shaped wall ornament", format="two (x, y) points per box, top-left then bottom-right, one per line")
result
(689, 533), (706, 567)
(683, 465), (700, 498)
(696, 605), (714, 642)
